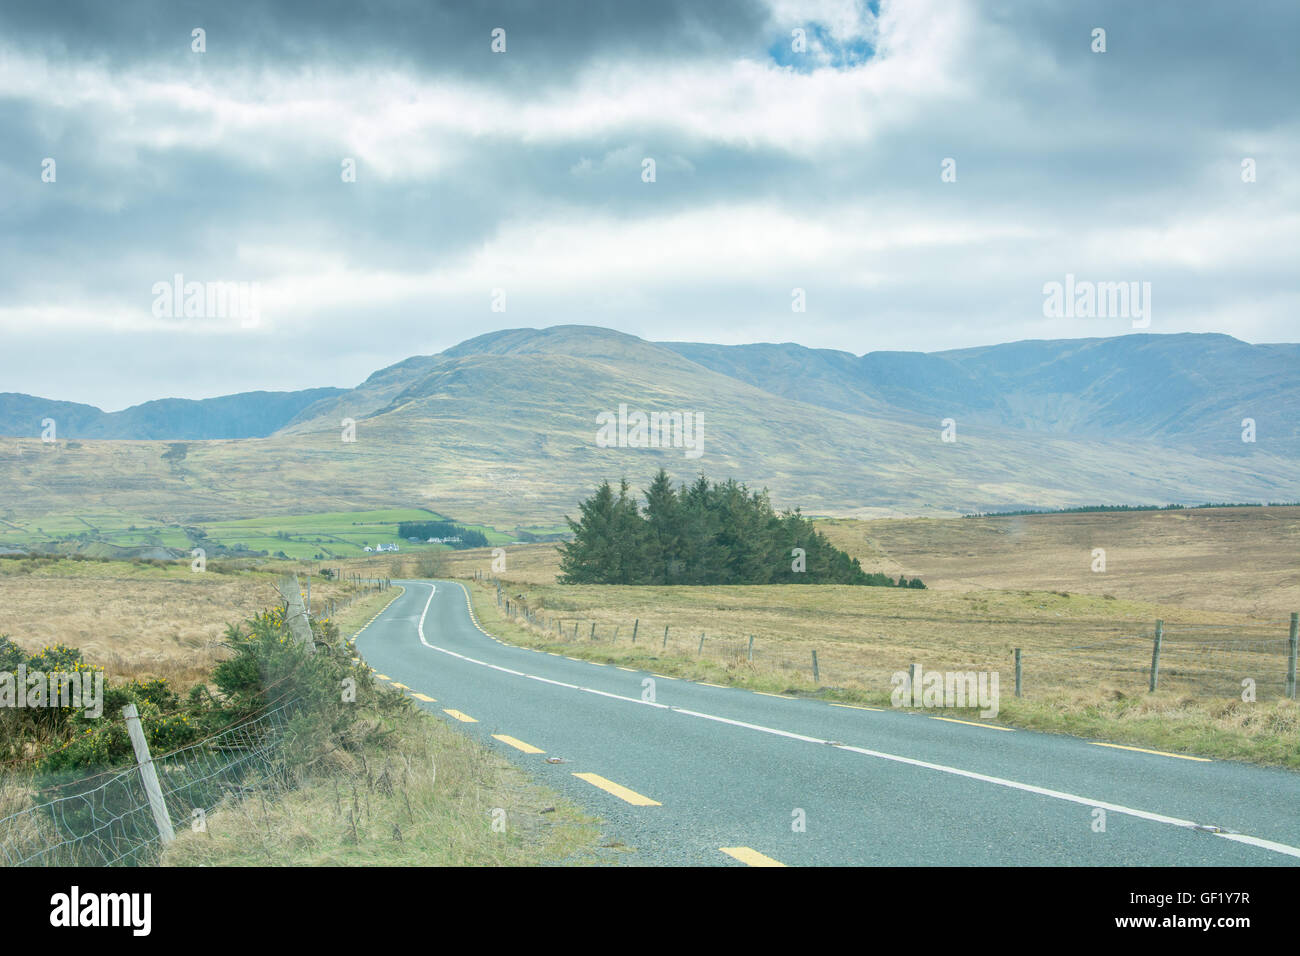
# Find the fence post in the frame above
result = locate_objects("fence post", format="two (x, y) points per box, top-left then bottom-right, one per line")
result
(811, 650), (820, 685)
(122, 704), (175, 847)
(1149, 620), (1163, 692)
(748, 635), (754, 662)
(1287, 612), (1298, 700)
(663, 625), (670, 649)
(697, 633), (705, 656)
(632, 619), (639, 644)
(590, 623), (596, 640)
(1014, 648), (1022, 698)
(276, 574), (315, 653)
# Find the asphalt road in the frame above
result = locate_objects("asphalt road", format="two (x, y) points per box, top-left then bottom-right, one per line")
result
(354, 580), (1300, 866)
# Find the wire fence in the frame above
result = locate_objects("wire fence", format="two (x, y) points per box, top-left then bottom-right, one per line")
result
(0, 700), (297, 867)
(488, 580), (1299, 703)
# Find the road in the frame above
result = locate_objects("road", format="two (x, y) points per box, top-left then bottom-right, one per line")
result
(353, 580), (1300, 866)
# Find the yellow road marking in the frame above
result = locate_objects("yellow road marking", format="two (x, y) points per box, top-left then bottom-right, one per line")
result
(493, 734), (545, 754)
(1091, 742), (1210, 762)
(754, 691), (795, 700)
(930, 716), (1013, 731)
(572, 773), (661, 806)
(720, 846), (787, 867)
(390, 682), (410, 690)
(831, 703), (883, 712)
(699, 682), (727, 688)
(564, 657), (585, 662)
(616, 666), (637, 672)
(410, 692), (436, 703)
(651, 673), (674, 680)
(443, 709), (478, 723)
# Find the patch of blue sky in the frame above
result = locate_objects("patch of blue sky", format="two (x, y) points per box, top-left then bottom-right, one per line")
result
(767, 21), (876, 73)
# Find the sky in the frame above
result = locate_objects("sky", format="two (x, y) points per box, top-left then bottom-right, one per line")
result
(1, 0), (1296, 410)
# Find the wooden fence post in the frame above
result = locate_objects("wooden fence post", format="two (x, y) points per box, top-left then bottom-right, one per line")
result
(1014, 648), (1022, 698)
(1149, 620), (1163, 692)
(632, 619), (639, 644)
(1286, 612), (1298, 700)
(663, 625), (670, 649)
(122, 704), (175, 847)
(697, 633), (705, 656)
(276, 574), (315, 653)
(748, 635), (754, 662)
(811, 650), (819, 684)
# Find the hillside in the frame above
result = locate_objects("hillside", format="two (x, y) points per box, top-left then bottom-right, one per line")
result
(0, 327), (1296, 528)
(662, 333), (1300, 454)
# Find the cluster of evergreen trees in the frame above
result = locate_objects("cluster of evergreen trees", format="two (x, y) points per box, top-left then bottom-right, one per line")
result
(396, 520), (489, 549)
(558, 471), (925, 588)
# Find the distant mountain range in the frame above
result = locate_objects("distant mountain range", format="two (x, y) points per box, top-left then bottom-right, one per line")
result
(0, 388), (344, 440)
(1, 327), (1295, 524)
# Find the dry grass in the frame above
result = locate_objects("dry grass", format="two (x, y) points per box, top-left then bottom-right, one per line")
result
(459, 577), (1299, 765)
(0, 557), (381, 686)
(816, 506), (1300, 619)
(162, 700), (609, 866)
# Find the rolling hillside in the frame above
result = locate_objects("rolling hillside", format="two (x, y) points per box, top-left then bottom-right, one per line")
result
(0, 327), (1295, 529)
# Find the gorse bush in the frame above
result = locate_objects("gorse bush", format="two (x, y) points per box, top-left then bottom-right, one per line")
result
(559, 470), (925, 587)
(6, 607), (391, 865)
(4, 603), (376, 778)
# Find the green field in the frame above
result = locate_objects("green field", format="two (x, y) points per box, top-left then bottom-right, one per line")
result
(0, 507), (516, 560)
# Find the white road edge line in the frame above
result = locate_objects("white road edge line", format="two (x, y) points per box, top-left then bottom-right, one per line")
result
(405, 581), (1300, 861)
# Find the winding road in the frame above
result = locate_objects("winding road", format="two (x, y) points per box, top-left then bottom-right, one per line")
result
(353, 580), (1300, 866)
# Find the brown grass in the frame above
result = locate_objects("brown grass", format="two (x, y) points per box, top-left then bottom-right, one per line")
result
(0, 558), (380, 686)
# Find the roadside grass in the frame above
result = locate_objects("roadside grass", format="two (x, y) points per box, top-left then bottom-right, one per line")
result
(0, 558), (610, 868)
(455, 577), (1300, 769)
(162, 695), (608, 867)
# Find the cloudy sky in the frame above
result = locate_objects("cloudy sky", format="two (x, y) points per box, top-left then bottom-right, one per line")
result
(1, 0), (1296, 409)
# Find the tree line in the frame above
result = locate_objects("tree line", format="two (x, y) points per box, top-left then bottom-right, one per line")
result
(558, 470), (925, 587)
(397, 520), (489, 549)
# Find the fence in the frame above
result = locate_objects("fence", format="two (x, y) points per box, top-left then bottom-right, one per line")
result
(316, 573), (392, 623)
(0, 700), (296, 867)
(487, 579), (1300, 704)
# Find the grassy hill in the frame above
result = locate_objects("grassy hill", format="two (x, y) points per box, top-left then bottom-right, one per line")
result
(0, 327), (1296, 529)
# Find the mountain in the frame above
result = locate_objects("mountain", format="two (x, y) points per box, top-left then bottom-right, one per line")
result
(661, 333), (1300, 453)
(0, 327), (1295, 527)
(0, 388), (346, 440)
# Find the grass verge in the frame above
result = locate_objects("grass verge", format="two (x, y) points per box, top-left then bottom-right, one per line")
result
(162, 691), (608, 866)
(458, 577), (1300, 769)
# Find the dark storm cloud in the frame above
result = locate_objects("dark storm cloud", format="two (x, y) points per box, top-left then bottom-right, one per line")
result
(0, 0), (771, 85)
(0, 0), (1295, 409)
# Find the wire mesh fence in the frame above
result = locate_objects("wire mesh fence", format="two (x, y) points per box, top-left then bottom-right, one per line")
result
(0, 700), (296, 867)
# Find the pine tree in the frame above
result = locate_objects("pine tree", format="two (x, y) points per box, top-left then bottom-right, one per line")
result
(558, 473), (923, 588)
(642, 469), (682, 585)
(558, 481), (618, 583)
